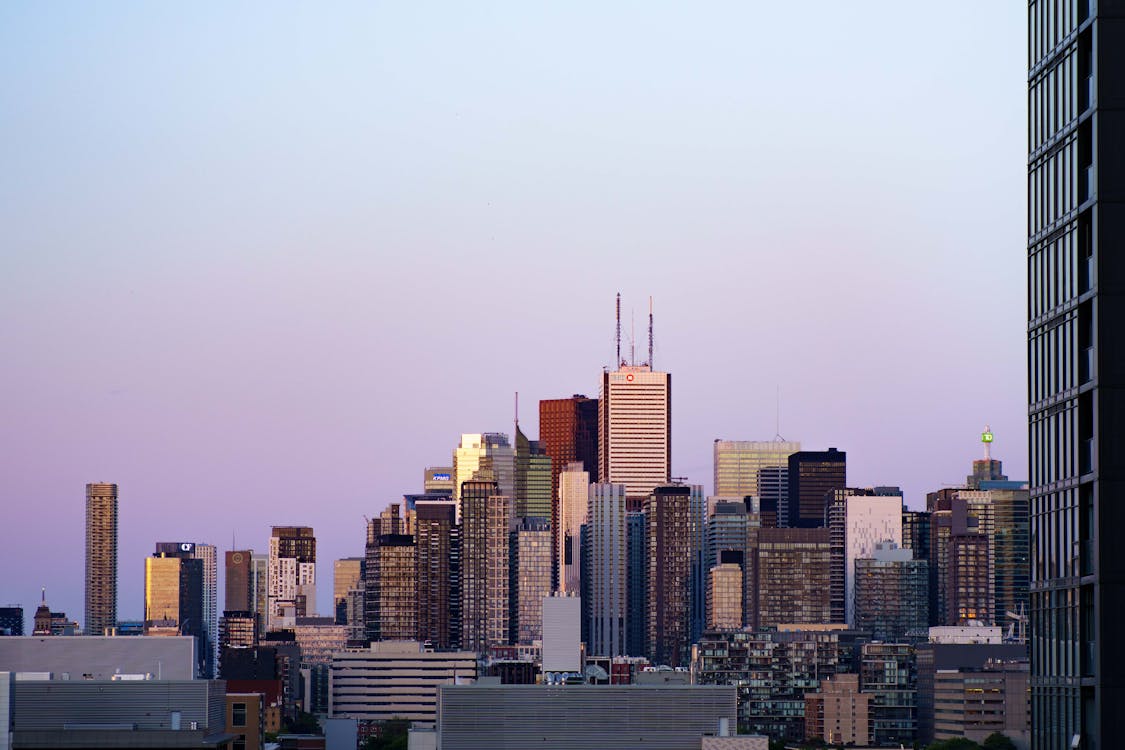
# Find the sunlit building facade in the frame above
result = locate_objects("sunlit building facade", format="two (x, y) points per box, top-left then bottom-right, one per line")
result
(588, 482), (627, 657)
(510, 518), (551, 644)
(84, 482), (118, 638)
(268, 526), (316, 630)
(713, 440), (800, 500)
(600, 366), (671, 510)
(557, 463), (589, 594)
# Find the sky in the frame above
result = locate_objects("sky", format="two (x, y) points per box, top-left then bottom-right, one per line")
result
(0, 2), (1028, 625)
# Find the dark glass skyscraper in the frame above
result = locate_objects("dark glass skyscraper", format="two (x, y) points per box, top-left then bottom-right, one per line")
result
(1028, 3), (1123, 747)
(786, 449), (846, 528)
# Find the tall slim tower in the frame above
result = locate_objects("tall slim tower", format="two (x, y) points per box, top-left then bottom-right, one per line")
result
(268, 526), (316, 630)
(84, 482), (118, 636)
(1027, 5), (1124, 745)
(587, 482), (627, 657)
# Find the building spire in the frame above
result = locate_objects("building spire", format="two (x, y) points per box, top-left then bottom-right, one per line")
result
(982, 425), (994, 461)
(648, 296), (654, 368)
(615, 292), (622, 367)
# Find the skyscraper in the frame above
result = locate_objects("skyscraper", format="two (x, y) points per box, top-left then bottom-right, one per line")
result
(854, 542), (928, 643)
(645, 484), (692, 668)
(599, 365), (671, 511)
(460, 479), (510, 652)
(749, 527), (832, 629)
(191, 543), (217, 678)
(513, 424), (552, 521)
(509, 518), (550, 645)
(540, 395), (599, 570)
(453, 433), (514, 507)
(824, 488), (903, 625)
(587, 482), (627, 657)
(225, 550), (254, 612)
(268, 526), (316, 630)
(415, 500), (458, 649)
(144, 549), (205, 675)
(84, 482), (117, 637)
(713, 440), (801, 499)
(557, 462), (589, 594)
(1027, 3), (1121, 746)
(787, 449), (846, 528)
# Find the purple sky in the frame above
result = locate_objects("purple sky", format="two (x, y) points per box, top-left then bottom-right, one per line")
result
(1, 3), (1027, 625)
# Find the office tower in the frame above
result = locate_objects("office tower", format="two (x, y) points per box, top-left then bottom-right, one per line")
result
(333, 557), (363, 624)
(460, 479), (510, 652)
(144, 551), (205, 674)
(513, 424), (552, 521)
(225, 550), (254, 612)
(415, 501), (458, 649)
(153, 542), (212, 673)
(707, 551), (744, 631)
(557, 463), (589, 594)
(84, 482), (118, 637)
(947, 533), (992, 625)
(825, 488), (903, 625)
(967, 427), (1008, 489)
(1027, 3), (1125, 746)
(0, 607), (23, 636)
(686, 484), (707, 644)
(855, 542), (929, 642)
(705, 501), (750, 576)
(268, 527), (316, 630)
(424, 467), (455, 496)
(713, 439), (801, 501)
(453, 433), (514, 507)
(599, 365), (671, 511)
(509, 518), (550, 645)
(364, 505), (416, 641)
(540, 395), (599, 554)
(250, 553), (268, 638)
(587, 483), (627, 656)
(786, 449), (846, 528)
(960, 483), (1031, 625)
(625, 510), (647, 657)
(186, 544), (217, 677)
(757, 465), (786, 528)
(901, 509), (931, 565)
(750, 528), (832, 628)
(645, 485), (692, 667)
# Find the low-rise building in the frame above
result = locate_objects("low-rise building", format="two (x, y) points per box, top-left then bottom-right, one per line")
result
(226, 692), (264, 750)
(803, 673), (870, 746)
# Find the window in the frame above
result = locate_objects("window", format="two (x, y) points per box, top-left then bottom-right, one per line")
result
(232, 702), (247, 727)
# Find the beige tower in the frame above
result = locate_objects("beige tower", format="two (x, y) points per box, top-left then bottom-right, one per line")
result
(85, 482), (118, 636)
(599, 366), (671, 511)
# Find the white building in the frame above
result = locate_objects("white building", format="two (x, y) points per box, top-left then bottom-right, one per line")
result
(599, 365), (671, 508)
(190, 543), (217, 678)
(843, 495), (902, 626)
(542, 593), (582, 674)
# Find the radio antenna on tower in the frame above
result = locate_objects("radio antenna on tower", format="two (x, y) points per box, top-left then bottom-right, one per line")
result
(631, 308), (636, 366)
(514, 391), (519, 432)
(648, 296), (654, 369)
(774, 385), (786, 441)
(616, 293), (622, 367)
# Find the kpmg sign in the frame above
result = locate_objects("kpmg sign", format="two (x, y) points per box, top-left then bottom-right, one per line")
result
(431, 473), (452, 481)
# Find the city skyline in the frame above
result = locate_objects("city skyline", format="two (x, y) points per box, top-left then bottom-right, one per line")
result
(1, 3), (1028, 629)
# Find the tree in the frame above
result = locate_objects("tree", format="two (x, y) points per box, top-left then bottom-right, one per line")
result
(981, 734), (1017, 750)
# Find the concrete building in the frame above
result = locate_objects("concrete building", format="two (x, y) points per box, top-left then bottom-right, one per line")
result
(0, 635), (196, 679)
(226, 692), (264, 750)
(932, 658), (1029, 748)
(2, 674), (233, 748)
(414, 501), (459, 650)
(84, 482), (118, 638)
(599, 364), (671, 511)
(749, 527), (832, 628)
(328, 640), (477, 723)
(542, 593), (581, 674)
(268, 527), (317, 629)
(435, 683), (736, 750)
(225, 550), (254, 613)
(646, 485), (692, 668)
(803, 673), (870, 746)
(855, 541), (929, 643)
(707, 554), (744, 631)
(861, 642), (917, 747)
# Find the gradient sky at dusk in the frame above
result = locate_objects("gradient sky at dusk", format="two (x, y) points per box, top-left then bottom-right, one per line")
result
(1, 3), (1027, 623)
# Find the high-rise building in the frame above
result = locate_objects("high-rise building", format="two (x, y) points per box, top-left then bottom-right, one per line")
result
(453, 433), (514, 508)
(333, 557), (363, 624)
(219, 610), (259, 650)
(625, 510), (647, 657)
(191, 543), (218, 678)
(713, 440), (801, 500)
(861, 642), (918, 747)
(855, 542), (929, 643)
(250, 553), (268, 638)
(84, 482), (118, 637)
(460, 480), (510, 652)
(509, 518), (551, 645)
(1027, 3), (1124, 747)
(268, 527), (316, 630)
(824, 488), (903, 625)
(225, 550), (254, 613)
(750, 528), (832, 628)
(901, 510), (931, 567)
(947, 533), (992, 626)
(144, 551), (205, 675)
(600, 366), (671, 511)
(364, 505), (415, 642)
(707, 552), (744, 631)
(587, 482), (627, 657)
(645, 485), (692, 668)
(786, 449), (846, 528)
(804, 674), (871, 747)
(540, 395), (599, 567)
(557, 463), (589, 594)
(415, 500), (458, 649)
(0, 607), (23, 636)
(514, 423), (552, 521)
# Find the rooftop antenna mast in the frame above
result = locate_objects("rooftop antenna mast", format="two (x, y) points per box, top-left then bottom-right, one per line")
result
(631, 308), (636, 366)
(774, 385), (786, 441)
(616, 293), (622, 367)
(514, 391), (519, 432)
(648, 296), (654, 369)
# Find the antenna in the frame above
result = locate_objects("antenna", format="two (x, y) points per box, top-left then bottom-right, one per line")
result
(982, 425), (994, 461)
(774, 385), (786, 441)
(515, 391), (519, 431)
(615, 293), (622, 367)
(648, 296), (654, 369)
